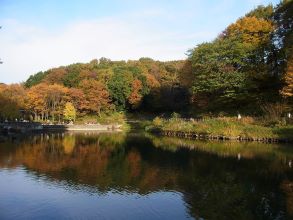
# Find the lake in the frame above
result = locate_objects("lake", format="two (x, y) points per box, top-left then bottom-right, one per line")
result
(0, 131), (292, 220)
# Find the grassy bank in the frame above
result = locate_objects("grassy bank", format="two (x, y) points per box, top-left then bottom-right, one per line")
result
(75, 112), (130, 131)
(145, 116), (293, 142)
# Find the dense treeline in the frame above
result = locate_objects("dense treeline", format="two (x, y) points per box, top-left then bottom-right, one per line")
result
(187, 1), (293, 113)
(0, 1), (292, 121)
(1, 58), (189, 121)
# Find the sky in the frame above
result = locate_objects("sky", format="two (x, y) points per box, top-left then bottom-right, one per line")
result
(0, 0), (280, 84)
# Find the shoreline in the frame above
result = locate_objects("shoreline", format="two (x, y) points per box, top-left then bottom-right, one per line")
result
(0, 123), (123, 133)
(42, 124), (122, 131)
(152, 130), (293, 143)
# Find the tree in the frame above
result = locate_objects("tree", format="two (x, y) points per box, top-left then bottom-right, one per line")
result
(79, 69), (97, 80)
(62, 71), (80, 87)
(189, 38), (247, 109)
(223, 16), (274, 47)
(222, 16), (275, 79)
(274, 0), (293, 102)
(26, 83), (48, 120)
(128, 79), (143, 109)
(26, 83), (68, 121)
(1, 84), (26, 108)
(45, 84), (68, 121)
(245, 4), (274, 20)
(79, 79), (111, 115)
(22, 56), (186, 113)
(107, 70), (133, 110)
(25, 71), (47, 88)
(188, 9), (279, 112)
(273, 0), (293, 52)
(281, 55), (293, 98)
(0, 85), (24, 120)
(179, 60), (193, 88)
(63, 102), (76, 122)
(67, 88), (86, 113)
(44, 68), (67, 84)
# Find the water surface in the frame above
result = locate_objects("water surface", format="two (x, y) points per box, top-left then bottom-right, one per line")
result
(0, 132), (292, 219)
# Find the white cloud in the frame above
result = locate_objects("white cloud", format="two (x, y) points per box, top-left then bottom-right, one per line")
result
(0, 17), (215, 84)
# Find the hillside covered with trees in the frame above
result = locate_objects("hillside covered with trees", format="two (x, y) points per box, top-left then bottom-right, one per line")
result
(0, 1), (292, 122)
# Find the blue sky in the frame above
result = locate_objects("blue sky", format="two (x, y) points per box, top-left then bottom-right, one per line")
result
(0, 0), (280, 83)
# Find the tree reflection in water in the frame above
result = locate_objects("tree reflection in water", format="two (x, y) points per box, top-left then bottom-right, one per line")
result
(0, 131), (292, 219)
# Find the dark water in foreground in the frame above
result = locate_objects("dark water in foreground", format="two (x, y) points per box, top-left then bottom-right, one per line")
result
(0, 132), (293, 220)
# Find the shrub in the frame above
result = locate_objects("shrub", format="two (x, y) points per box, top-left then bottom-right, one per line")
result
(171, 112), (180, 119)
(153, 117), (163, 127)
(240, 117), (255, 125)
(260, 102), (287, 126)
(97, 112), (126, 124)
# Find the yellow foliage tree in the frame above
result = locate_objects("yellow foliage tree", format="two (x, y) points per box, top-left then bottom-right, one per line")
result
(63, 102), (76, 122)
(224, 16), (274, 47)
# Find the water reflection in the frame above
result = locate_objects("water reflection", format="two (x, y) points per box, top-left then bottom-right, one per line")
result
(0, 132), (293, 219)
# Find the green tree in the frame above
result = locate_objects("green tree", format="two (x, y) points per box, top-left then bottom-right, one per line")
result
(107, 69), (133, 110)
(189, 8), (278, 112)
(274, 0), (293, 103)
(245, 4), (274, 20)
(189, 38), (248, 109)
(63, 71), (80, 87)
(25, 71), (47, 88)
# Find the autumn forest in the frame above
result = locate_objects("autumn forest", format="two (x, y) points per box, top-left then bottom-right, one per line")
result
(0, 1), (292, 122)
(1, 1), (293, 219)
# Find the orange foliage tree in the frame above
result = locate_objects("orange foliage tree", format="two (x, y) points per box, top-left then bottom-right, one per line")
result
(43, 68), (67, 84)
(45, 84), (68, 121)
(79, 79), (111, 115)
(0, 84), (26, 120)
(26, 83), (48, 120)
(26, 83), (68, 121)
(128, 79), (143, 109)
(67, 88), (86, 113)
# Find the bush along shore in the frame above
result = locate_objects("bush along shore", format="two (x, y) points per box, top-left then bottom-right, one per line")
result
(145, 115), (293, 143)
